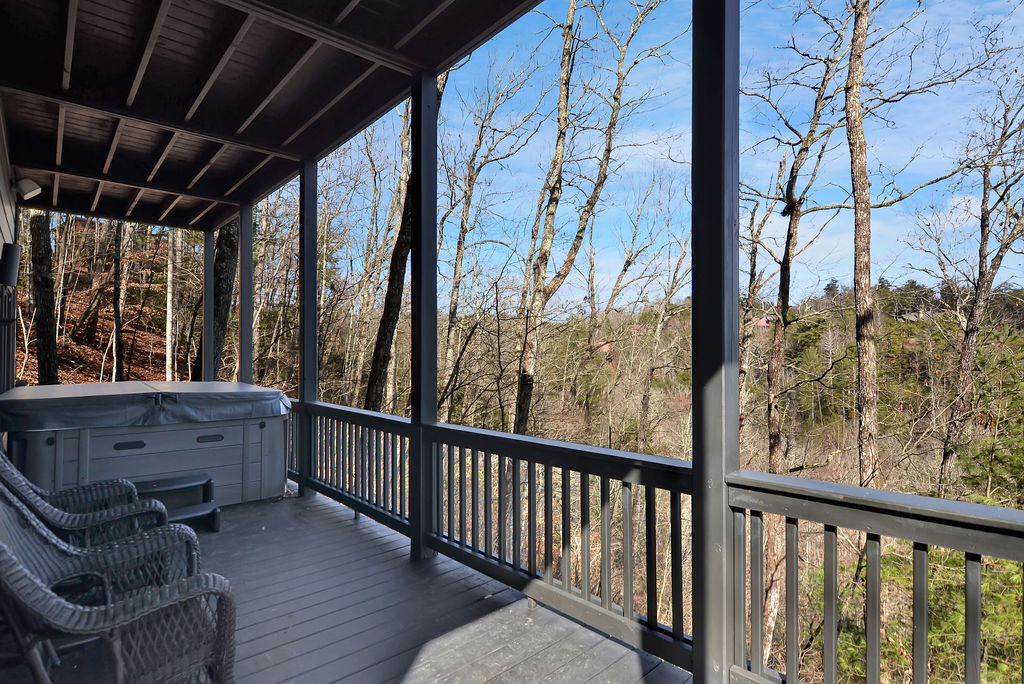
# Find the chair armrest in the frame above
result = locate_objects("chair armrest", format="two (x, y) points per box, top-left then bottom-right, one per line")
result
(66, 524), (201, 596)
(59, 499), (169, 547)
(45, 479), (139, 513)
(34, 573), (235, 683)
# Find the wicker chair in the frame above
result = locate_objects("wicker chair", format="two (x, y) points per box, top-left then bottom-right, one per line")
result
(0, 479), (234, 683)
(0, 451), (168, 546)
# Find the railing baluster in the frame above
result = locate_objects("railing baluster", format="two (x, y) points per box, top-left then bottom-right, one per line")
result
(561, 468), (570, 592)
(622, 481), (633, 619)
(646, 486), (657, 629)
(670, 490), (682, 639)
(750, 511), (764, 677)
(866, 532), (881, 684)
(528, 462), (538, 577)
(965, 552), (981, 684)
(733, 508), (745, 667)
(447, 444), (455, 542)
(913, 542), (928, 684)
(484, 451), (493, 558)
(345, 421), (352, 493)
(400, 435), (407, 519)
(459, 446), (467, 545)
(581, 473), (591, 601)
(498, 453), (507, 564)
(333, 419), (341, 489)
(382, 430), (389, 508)
(544, 464), (553, 583)
(824, 524), (838, 684)
(512, 457), (522, 572)
(786, 517), (799, 684)
(472, 449), (479, 552)
(600, 476), (611, 611)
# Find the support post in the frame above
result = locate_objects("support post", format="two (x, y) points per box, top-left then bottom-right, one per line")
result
(409, 72), (438, 560)
(238, 203), (254, 384)
(297, 159), (318, 495)
(202, 229), (215, 381)
(691, 0), (740, 681)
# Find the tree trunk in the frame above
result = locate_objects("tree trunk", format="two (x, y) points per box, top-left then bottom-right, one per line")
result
(363, 75), (448, 412)
(190, 220), (240, 381)
(166, 227), (177, 381)
(112, 221), (125, 381)
(845, 0), (878, 489)
(29, 212), (58, 385)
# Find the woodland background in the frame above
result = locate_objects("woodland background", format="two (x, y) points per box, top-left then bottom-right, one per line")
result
(13, 0), (1024, 680)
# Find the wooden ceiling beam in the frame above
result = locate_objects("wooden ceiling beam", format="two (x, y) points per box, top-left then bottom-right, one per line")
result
(0, 81), (303, 162)
(126, 188), (145, 217)
(55, 104), (66, 165)
(62, 0), (79, 90)
(280, 0), (452, 148)
(209, 0), (420, 75)
(186, 14), (257, 121)
(102, 119), (125, 174)
(148, 131), (180, 182)
(189, 202), (217, 226)
(13, 158), (242, 206)
(235, 40), (319, 135)
(127, 0), (173, 107)
(17, 193), (194, 231)
(158, 196), (182, 222)
(90, 181), (104, 212)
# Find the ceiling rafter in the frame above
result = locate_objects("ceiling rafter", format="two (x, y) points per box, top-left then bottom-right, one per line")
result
(127, 0), (173, 108)
(186, 14), (257, 122)
(0, 82), (302, 162)
(14, 158), (241, 206)
(158, 196), (182, 222)
(62, 0), (79, 90)
(90, 181), (104, 212)
(210, 0), (421, 75)
(148, 131), (180, 182)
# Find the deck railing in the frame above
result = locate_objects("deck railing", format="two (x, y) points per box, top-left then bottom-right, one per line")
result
(286, 399), (1024, 681)
(729, 471), (1024, 684)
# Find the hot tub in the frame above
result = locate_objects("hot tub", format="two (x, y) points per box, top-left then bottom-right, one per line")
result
(0, 381), (289, 505)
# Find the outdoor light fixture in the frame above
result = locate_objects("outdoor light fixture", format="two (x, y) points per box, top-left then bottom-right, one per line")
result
(12, 179), (41, 201)
(0, 243), (21, 287)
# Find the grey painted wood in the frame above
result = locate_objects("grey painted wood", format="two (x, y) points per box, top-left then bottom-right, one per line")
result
(202, 229), (215, 380)
(9, 484), (689, 683)
(690, 0), (741, 680)
(238, 204), (253, 384)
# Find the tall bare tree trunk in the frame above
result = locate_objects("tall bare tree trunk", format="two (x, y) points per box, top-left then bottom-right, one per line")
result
(846, 0), (878, 489)
(165, 227), (177, 381)
(112, 221), (125, 381)
(29, 212), (58, 385)
(190, 219), (240, 380)
(364, 75), (448, 412)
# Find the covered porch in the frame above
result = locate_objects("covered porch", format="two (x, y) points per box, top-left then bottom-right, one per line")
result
(0, 1), (1022, 683)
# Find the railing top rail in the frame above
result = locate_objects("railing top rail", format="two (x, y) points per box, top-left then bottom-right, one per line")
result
(428, 422), (693, 493)
(728, 470), (1024, 561)
(293, 399), (413, 431)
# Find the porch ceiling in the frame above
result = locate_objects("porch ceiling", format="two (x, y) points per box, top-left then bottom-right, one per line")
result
(0, 0), (538, 231)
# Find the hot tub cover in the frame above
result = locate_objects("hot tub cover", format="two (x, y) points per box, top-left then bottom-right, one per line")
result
(0, 381), (289, 432)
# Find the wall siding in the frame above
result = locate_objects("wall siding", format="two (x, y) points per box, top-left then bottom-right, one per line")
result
(0, 101), (15, 244)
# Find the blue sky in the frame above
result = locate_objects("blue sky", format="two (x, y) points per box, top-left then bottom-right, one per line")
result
(329, 0), (1024, 308)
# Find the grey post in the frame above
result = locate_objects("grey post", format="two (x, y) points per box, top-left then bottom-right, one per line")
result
(691, 0), (740, 681)
(238, 203), (254, 384)
(298, 159), (318, 495)
(409, 71), (438, 560)
(202, 228), (215, 381)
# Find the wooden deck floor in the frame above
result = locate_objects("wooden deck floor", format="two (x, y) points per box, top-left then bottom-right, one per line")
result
(203, 492), (691, 683)
(13, 492), (692, 683)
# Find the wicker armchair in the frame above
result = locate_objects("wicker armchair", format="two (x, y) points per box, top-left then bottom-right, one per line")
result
(0, 480), (234, 683)
(0, 452), (168, 546)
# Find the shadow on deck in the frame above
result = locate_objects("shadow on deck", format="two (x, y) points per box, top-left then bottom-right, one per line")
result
(16, 492), (692, 683)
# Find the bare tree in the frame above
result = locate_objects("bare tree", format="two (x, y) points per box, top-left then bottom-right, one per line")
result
(513, 0), (668, 435)
(29, 211), (57, 384)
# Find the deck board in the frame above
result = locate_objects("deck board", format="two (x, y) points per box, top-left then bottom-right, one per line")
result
(9, 491), (693, 683)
